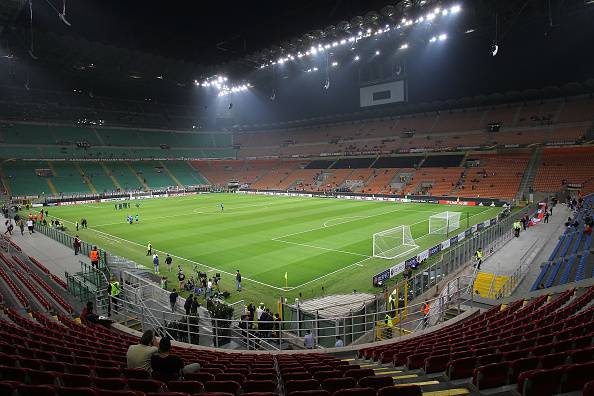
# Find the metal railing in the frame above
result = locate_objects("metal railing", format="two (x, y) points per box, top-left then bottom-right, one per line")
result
(496, 238), (542, 298)
(34, 222), (107, 268)
(106, 272), (474, 350)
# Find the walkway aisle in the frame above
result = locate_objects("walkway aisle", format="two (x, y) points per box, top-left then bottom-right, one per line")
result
(479, 204), (571, 294)
(8, 226), (91, 280)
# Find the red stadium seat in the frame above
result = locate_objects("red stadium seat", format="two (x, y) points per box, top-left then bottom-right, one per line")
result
(57, 387), (98, 396)
(122, 368), (150, 379)
(93, 377), (127, 390)
(377, 385), (422, 396)
(334, 389), (376, 396)
(127, 378), (165, 393)
(321, 377), (357, 394)
(204, 380), (241, 395)
(313, 371), (343, 382)
(288, 391), (330, 396)
(358, 376), (393, 390)
(285, 379), (321, 395)
(342, 369), (374, 382)
(215, 372), (246, 384)
(18, 384), (58, 396)
(184, 372), (215, 383)
(284, 372), (314, 381)
(473, 362), (510, 389)
(167, 380), (204, 393)
(561, 362), (594, 392)
(242, 380), (277, 393)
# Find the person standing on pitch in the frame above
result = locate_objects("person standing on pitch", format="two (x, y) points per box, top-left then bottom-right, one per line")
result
(236, 270), (242, 291)
(146, 242), (152, 256)
(165, 254), (173, 272)
(220, 203), (224, 212)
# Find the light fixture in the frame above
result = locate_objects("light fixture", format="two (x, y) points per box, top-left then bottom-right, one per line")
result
(399, 43), (409, 50)
(438, 33), (447, 41)
(450, 4), (461, 13)
(331, 61), (338, 67)
(375, 50), (380, 55)
(354, 55), (360, 61)
(429, 36), (437, 43)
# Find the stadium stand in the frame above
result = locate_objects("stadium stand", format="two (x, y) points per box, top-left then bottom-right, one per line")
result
(531, 195), (594, 290)
(533, 146), (594, 194)
(463, 152), (531, 200)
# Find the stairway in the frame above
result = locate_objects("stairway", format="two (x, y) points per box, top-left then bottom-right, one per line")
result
(472, 272), (509, 299)
(126, 162), (149, 191)
(344, 357), (471, 395)
(74, 163), (97, 194)
(46, 179), (58, 195)
(100, 163), (122, 190)
(515, 146), (542, 201)
(159, 161), (184, 188)
(0, 165), (12, 196)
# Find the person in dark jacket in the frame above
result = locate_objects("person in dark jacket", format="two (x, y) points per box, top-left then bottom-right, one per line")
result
(184, 294), (193, 315)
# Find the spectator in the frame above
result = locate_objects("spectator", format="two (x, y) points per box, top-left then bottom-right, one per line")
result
(334, 337), (344, 348)
(190, 296), (199, 316)
(177, 267), (185, 290)
(153, 254), (160, 274)
(127, 330), (159, 371)
(236, 270), (242, 291)
(80, 301), (112, 328)
(151, 336), (200, 380)
(304, 330), (314, 349)
(544, 211), (550, 223)
(73, 235), (81, 255)
(165, 254), (173, 272)
(184, 294), (193, 315)
(169, 289), (178, 313)
(585, 224), (592, 235)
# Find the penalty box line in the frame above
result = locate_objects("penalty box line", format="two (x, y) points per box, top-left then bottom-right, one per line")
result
(47, 215), (288, 292)
(285, 206), (498, 291)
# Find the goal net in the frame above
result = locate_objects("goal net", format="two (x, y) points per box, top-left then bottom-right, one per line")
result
(373, 225), (418, 259)
(429, 211), (461, 235)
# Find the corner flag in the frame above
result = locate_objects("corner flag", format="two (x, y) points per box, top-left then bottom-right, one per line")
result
(284, 272), (288, 288)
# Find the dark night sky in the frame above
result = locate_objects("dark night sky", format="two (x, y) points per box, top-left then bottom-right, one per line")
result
(24, 0), (394, 64)
(4, 0), (594, 126)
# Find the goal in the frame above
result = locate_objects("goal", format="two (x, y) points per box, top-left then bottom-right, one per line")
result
(373, 225), (418, 259)
(429, 211), (461, 235)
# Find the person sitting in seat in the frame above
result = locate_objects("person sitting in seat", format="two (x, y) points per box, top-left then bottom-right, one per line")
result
(127, 330), (159, 371)
(151, 336), (200, 380)
(80, 301), (113, 328)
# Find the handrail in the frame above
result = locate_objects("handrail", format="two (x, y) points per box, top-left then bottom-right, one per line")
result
(496, 238), (541, 298)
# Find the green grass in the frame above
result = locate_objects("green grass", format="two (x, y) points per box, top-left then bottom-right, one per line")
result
(47, 193), (501, 310)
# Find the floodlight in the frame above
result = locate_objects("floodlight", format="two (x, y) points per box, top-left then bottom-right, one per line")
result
(313, 67), (318, 71)
(450, 5), (461, 13)
(400, 43), (409, 50)
(340, 39), (346, 45)
(491, 42), (499, 57)
(331, 61), (338, 67)
(438, 33), (447, 41)
(332, 41), (338, 47)
(429, 36), (437, 43)
(354, 55), (360, 61)
(426, 13), (435, 21)
(375, 50), (380, 55)
(442, 9), (449, 16)
(311, 47), (317, 55)
(324, 44), (331, 49)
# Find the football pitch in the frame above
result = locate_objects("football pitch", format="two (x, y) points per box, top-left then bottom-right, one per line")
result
(48, 193), (501, 306)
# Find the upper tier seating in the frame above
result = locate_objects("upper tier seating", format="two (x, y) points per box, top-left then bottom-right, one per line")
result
(533, 146), (594, 193)
(463, 153), (531, 200)
(402, 168), (464, 196)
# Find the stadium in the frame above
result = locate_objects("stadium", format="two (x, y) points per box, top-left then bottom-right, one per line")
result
(0, 0), (593, 395)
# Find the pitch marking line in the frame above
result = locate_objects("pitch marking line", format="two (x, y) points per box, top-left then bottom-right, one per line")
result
(273, 239), (371, 258)
(271, 206), (440, 241)
(93, 200), (288, 227)
(285, 206), (498, 291)
(47, 215), (288, 292)
(270, 208), (447, 258)
(49, 205), (497, 292)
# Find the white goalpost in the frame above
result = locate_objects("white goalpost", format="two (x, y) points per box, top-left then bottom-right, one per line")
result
(429, 211), (461, 235)
(373, 225), (418, 259)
